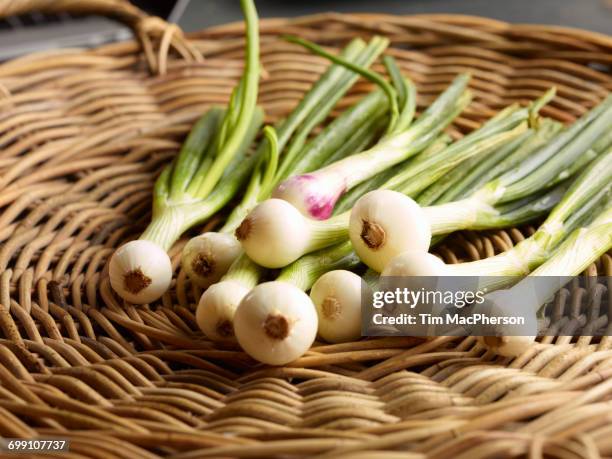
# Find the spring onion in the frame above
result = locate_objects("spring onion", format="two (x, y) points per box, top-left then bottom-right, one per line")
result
(233, 281), (318, 365)
(109, 0), (262, 304)
(478, 202), (612, 357)
(182, 232), (244, 290)
(187, 0), (260, 199)
(181, 126), (278, 288)
(311, 268), (384, 343)
(196, 253), (264, 342)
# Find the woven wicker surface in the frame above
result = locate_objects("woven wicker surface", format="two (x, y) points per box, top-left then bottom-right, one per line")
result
(0, 3), (612, 457)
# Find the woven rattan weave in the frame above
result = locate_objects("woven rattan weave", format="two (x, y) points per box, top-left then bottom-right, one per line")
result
(0, 1), (611, 457)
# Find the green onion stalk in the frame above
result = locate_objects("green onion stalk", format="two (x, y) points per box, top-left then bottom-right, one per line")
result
(352, 95), (612, 272)
(182, 37), (393, 289)
(239, 88), (566, 269)
(109, 0), (262, 304)
(419, 120), (561, 206)
(419, 120), (561, 246)
(333, 132), (454, 214)
(383, 148), (612, 284)
(477, 201), (612, 357)
(269, 71), (472, 220)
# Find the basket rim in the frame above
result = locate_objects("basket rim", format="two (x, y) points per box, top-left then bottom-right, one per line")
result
(192, 12), (612, 47)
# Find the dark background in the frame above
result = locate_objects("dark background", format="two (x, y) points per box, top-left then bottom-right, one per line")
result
(0, 0), (609, 61)
(179, 0), (612, 34)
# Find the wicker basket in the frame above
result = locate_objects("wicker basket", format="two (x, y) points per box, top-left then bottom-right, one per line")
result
(1, 0), (611, 457)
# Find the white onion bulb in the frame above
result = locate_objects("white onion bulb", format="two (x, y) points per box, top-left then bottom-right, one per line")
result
(475, 288), (538, 357)
(349, 190), (431, 272)
(196, 280), (250, 342)
(182, 232), (241, 288)
(234, 281), (318, 365)
(109, 240), (172, 304)
(310, 270), (362, 343)
(236, 199), (312, 268)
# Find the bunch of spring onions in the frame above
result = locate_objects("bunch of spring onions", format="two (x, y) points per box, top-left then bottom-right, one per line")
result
(197, 39), (608, 364)
(227, 132), (574, 355)
(193, 52), (412, 342)
(245, 137), (582, 347)
(191, 40), (427, 343)
(320, 150), (612, 344)
(306, 103), (611, 342)
(181, 36), (392, 289)
(193, 40), (398, 341)
(195, 61), (472, 347)
(358, 95), (612, 272)
(199, 85), (569, 356)
(109, 0), (262, 304)
(105, 5), (612, 366)
(194, 37), (608, 364)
